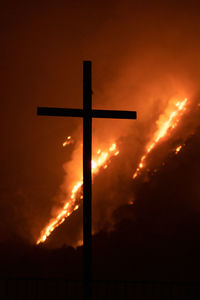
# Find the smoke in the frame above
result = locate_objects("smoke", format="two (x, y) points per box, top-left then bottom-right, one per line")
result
(44, 0), (200, 246)
(2, 0), (200, 246)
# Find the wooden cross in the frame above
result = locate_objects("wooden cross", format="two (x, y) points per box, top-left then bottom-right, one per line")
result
(37, 61), (137, 300)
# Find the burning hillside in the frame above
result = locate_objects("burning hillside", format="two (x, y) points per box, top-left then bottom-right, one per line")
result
(36, 94), (199, 247)
(36, 142), (120, 244)
(133, 98), (187, 179)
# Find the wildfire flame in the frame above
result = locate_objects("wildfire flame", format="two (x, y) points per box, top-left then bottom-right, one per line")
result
(36, 143), (119, 244)
(37, 97), (189, 245)
(133, 98), (188, 179)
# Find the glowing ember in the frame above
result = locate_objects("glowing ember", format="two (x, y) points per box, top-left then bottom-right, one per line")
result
(133, 98), (188, 179)
(114, 150), (119, 156)
(36, 142), (119, 244)
(175, 145), (182, 154)
(62, 136), (73, 147)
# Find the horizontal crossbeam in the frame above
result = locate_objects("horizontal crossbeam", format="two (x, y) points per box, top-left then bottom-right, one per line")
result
(37, 107), (83, 117)
(37, 107), (137, 119)
(92, 109), (136, 119)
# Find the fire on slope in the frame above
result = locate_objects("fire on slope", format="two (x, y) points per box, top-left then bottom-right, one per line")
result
(133, 98), (188, 179)
(36, 143), (119, 244)
(36, 97), (189, 245)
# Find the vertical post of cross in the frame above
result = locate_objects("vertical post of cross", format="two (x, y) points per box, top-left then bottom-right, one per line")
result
(83, 61), (92, 300)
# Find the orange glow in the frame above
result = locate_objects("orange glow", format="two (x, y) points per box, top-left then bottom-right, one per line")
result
(133, 98), (188, 179)
(109, 143), (116, 151)
(63, 136), (73, 147)
(175, 145), (182, 154)
(36, 142), (119, 244)
(37, 97), (189, 245)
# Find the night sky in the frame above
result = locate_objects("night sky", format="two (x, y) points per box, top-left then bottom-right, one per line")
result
(1, 0), (200, 281)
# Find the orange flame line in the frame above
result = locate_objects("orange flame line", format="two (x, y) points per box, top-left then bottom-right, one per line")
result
(133, 98), (188, 179)
(36, 143), (119, 244)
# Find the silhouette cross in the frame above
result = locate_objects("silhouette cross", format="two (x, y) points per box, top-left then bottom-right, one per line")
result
(37, 61), (137, 300)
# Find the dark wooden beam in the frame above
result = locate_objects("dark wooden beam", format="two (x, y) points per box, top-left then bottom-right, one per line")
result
(92, 109), (136, 119)
(37, 107), (136, 120)
(83, 61), (92, 300)
(37, 107), (83, 117)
